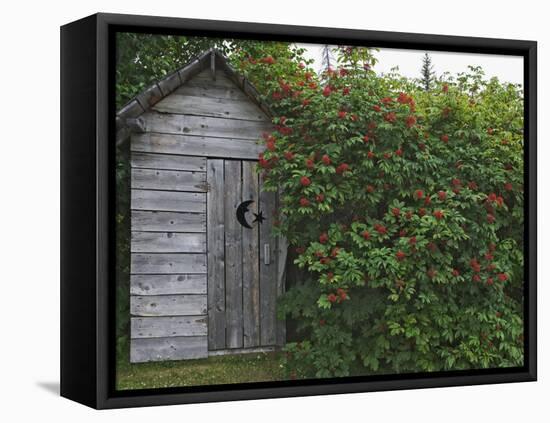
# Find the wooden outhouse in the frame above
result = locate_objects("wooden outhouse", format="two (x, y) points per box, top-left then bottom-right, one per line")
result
(116, 49), (287, 363)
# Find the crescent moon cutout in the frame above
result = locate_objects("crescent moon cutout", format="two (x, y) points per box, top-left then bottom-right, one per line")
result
(236, 200), (255, 229)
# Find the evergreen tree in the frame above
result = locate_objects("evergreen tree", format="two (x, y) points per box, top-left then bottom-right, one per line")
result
(320, 44), (335, 74)
(420, 52), (435, 91)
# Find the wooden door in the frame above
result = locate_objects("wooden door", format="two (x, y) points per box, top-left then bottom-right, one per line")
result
(207, 159), (280, 351)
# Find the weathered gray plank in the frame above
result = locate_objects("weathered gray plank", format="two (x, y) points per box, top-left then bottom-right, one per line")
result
(131, 189), (206, 213)
(220, 65), (245, 91)
(131, 210), (206, 233)
(242, 161), (260, 348)
(244, 81), (273, 118)
(117, 99), (144, 120)
(131, 152), (206, 172)
(126, 117), (146, 133)
(178, 57), (204, 84)
(131, 274), (207, 295)
(276, 234), (288, 346)
(131, 294), (207, 316)
(131, 316), (207, 338)
(131, 253), (206, 274)
(189, 70), (236, 87)
(132, 133), (264, 160)
(131, 232), (206, 253)
(224, 160), (243, 349)
(210, 50), (216, 80)
(137, 113), (271, 140)
(153, 94), (268, 122)
(243, 79), (262, 104)
(131, 168), (207, 192)
(208, 346), (275, 357)
(259, 172), (278, 346)
(158, 71), (181, 96)
(207, 159), (226, 350)
(130, 336), (207, 363)
(174, 84), (248, 101)
(135, 83), (163, 109)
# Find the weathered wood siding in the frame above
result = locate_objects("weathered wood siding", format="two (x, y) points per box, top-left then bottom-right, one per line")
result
(129, 68), (284, 363)
(206, 159), (226, 350)
(242, 162), (260, 348)
(259, 172), (279, 346)
(224, 160), (243, 349)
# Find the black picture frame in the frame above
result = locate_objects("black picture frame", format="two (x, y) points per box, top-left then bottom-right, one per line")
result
(60, 12), (537, 409)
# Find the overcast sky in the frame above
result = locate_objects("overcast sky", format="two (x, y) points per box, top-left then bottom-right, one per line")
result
(297, 43), (523, 85)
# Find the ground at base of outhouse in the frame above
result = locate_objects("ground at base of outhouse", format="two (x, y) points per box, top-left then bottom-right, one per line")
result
(116, 350), (285, 390)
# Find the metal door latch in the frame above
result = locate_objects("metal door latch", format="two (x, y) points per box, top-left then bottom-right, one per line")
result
(264, 244), (270, 265)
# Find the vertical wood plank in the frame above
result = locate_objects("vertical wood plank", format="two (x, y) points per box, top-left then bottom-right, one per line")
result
(259, 172), (278, 346)
(276, 231), (288, 346)
(224, 160), (243, 349)
(207, 159), (225, 350)
(241, 162), (260, 348)
(210, 50), (216, 80)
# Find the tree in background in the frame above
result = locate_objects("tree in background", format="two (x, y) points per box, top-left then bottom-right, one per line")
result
(116, 33), (233, 109)
(420, 52), (436, 91)
(320, 44), (336, 75)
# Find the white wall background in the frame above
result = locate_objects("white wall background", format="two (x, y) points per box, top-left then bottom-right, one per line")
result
(0, 0), (546, 420)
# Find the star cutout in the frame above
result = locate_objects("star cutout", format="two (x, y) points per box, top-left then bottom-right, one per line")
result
(252, 210), (265, 224)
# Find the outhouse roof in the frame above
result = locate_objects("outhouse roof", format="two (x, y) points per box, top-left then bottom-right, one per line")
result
(116, 48), (273, 145)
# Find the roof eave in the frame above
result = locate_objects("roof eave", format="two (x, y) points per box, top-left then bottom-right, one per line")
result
(115, 48), (273, 146)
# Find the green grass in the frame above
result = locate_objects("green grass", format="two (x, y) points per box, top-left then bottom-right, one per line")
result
(116, 351), (286, 390)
